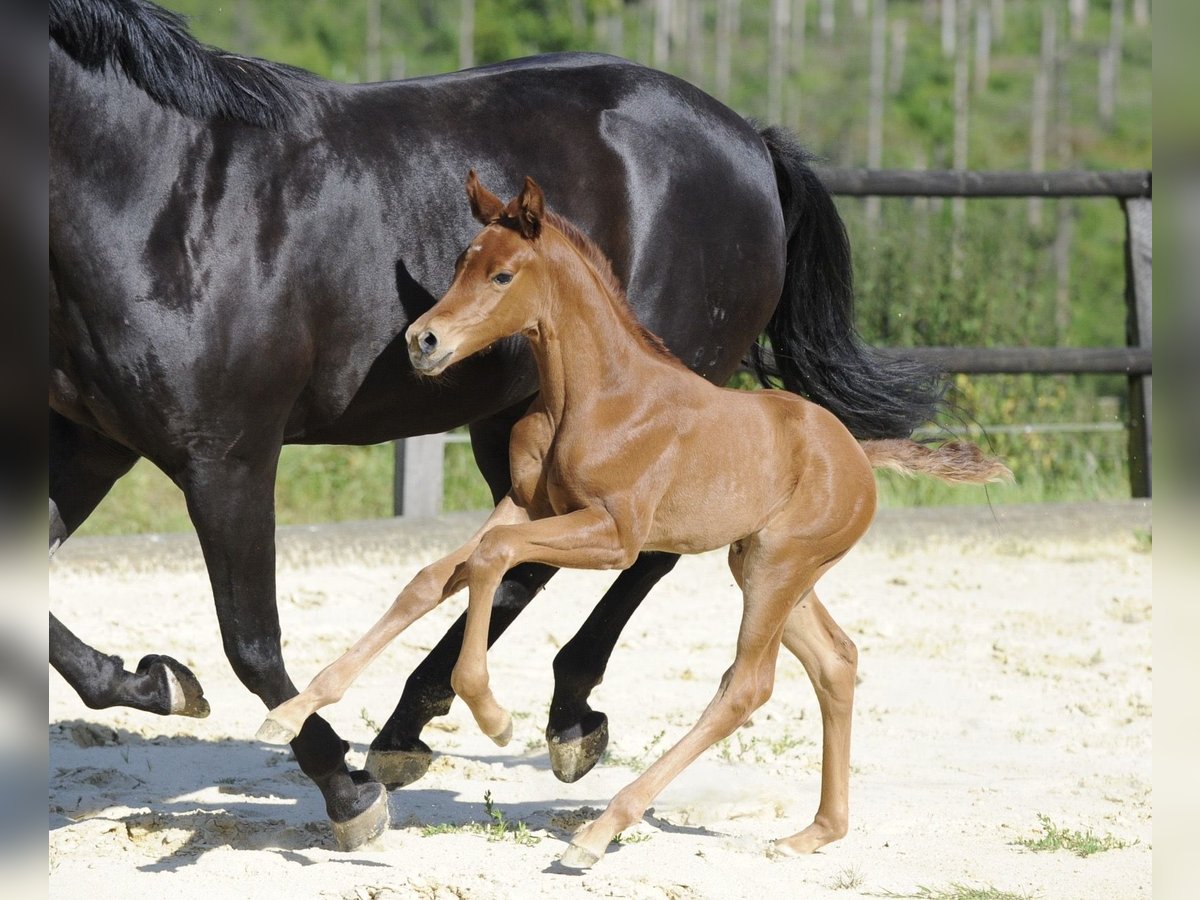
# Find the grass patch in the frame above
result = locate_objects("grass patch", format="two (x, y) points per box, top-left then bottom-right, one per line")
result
(881, 886), (1034, 900)
(1014, 813), (1132, 857)
(602, 729), (667, 772)
(829, 867), (864, 890)
(420, 791), (540, 846)
(611, 830), (651, 846)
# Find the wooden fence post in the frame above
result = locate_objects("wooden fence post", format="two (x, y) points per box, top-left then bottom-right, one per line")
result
(1122, 196), (1152, 497)
(393, 434), (446, 517)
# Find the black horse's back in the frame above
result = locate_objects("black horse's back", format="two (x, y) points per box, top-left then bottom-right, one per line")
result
(752, 126), (945, 439)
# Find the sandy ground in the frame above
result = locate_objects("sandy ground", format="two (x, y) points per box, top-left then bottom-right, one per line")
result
(49, 502), (1152, 899)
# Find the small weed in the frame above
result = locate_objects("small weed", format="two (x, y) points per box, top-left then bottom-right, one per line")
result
(881, 885), (1034, 900)
(419, 822), (464, 838)
(359, 708), (379, 733)
(1015, 813), (1131, 857)
(603, 730), (667, 772)
(418, 791), (541, 846)
(611, 831), (652, 845)
(829, 866), (864, 890)
(716, 728), (812, 764)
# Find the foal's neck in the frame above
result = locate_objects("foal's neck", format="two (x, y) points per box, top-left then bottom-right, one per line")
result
(527, 238), (668, 428)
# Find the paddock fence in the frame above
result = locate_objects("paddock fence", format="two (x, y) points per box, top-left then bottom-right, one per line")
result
(393, 168), (1153, 517)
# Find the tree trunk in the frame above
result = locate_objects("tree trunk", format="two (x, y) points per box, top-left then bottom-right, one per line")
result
(974, 3), (990, 93)
(1099, 0), (1125, 129)
(1070, 0), (1086, 42)
(1054, 34), (1074, 337)
(1028, 4), (1056, 229)
(942, 0), (956, 57)
(654, 0), (674, 70)
(366, 0), (381, 81)
(787, 0), (809, 125)
(715, 0), (741, 101)
(687, 0), (705, 86)
(889, 16), (907, 95)
(820, 0), (835, 38)
(952, 0), (971, 278)
(768, 0), (792, 123)
(990, 0), (1005, 39)
(866, 0), (887, 229)
(459, 0), (475, 70)
(234, 0), (255, 51)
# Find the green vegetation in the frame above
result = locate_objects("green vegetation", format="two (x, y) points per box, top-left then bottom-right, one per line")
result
(76, 1), (1149, 535)
(420, 790), (541, 846)
(1014, 813), (1133, 857)
(611, 830), (652, 846)
(881, 886), (1035, 900)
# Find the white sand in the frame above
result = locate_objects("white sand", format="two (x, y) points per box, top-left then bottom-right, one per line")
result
(50, 503), (1152, 899)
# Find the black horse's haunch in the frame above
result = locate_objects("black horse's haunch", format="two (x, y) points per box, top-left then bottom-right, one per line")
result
(48, 0), (942, 847)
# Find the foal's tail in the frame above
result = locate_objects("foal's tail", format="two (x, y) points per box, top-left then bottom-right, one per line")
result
(860, 439), (1013, 485)
(751, 125), (946, 440)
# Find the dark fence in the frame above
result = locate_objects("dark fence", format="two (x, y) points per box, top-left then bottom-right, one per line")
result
(394, 168), (1153, 515)
(815, 168), (1153, 498)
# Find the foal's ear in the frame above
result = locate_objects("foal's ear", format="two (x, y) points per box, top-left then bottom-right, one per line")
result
(466, 169), (505, 225)
(505, 176), (544, 240)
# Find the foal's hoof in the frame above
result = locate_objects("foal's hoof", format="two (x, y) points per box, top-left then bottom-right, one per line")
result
(547, 711), (609, 784)
(364, 740), (433, 789)
(137, 654), (210, 718)
(489, 713), (513, 748)
(331, 781), (390, 851)
(255, 716), (297, 745)
(559, 841), (602, 870)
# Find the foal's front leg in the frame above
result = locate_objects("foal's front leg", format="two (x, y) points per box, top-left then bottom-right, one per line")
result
(257, 497), (530, 744)
(450, 508), (638, 745)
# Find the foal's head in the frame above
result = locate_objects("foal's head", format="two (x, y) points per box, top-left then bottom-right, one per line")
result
(407, 171), (552, 376)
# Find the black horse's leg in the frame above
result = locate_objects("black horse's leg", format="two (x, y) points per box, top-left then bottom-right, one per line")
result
(49, 413), (209, 717)
(181, 454), (387, 850)
(368, 405), (676, 786)
(544, 551), (679, 782)
(366, 561), (557, 786)
(367, 403), (559, 785)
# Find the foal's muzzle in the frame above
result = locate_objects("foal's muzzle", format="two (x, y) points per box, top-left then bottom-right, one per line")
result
(407, 327), (451, 374)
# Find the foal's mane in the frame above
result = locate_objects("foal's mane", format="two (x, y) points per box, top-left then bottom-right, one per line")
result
(542, 211), (685, 367)
(50, 0), (316, 129)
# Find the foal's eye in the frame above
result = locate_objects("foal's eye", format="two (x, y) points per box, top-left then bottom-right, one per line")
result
(492, 272), (513, 286)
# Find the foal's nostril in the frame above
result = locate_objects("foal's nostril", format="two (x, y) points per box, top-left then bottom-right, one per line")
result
(418, 330), (438, 354)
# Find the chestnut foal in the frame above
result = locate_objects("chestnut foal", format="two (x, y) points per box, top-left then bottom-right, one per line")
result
(259, 173), (1010, 867)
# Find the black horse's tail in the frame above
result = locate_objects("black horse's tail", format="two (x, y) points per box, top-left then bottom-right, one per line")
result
(750, 125), (945, 439)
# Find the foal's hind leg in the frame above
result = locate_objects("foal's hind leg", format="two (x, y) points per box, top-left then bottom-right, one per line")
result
(773, 590), (858, 855)
(562, 537), (818, 868)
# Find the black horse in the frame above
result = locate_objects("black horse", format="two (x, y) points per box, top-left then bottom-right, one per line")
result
(49, 0), (939, 847)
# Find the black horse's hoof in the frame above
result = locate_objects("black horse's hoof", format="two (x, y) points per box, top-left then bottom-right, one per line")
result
(137, 654), (210, 718)
(547, 711), (609, 784)
(331, 781), (390, 850)
(364, 739), (433, 789)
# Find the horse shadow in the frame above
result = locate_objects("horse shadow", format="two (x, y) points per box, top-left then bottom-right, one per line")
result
(49, 719), (722, 873)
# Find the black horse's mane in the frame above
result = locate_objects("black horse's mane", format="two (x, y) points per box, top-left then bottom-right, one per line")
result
(50, 0), (317, 129)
